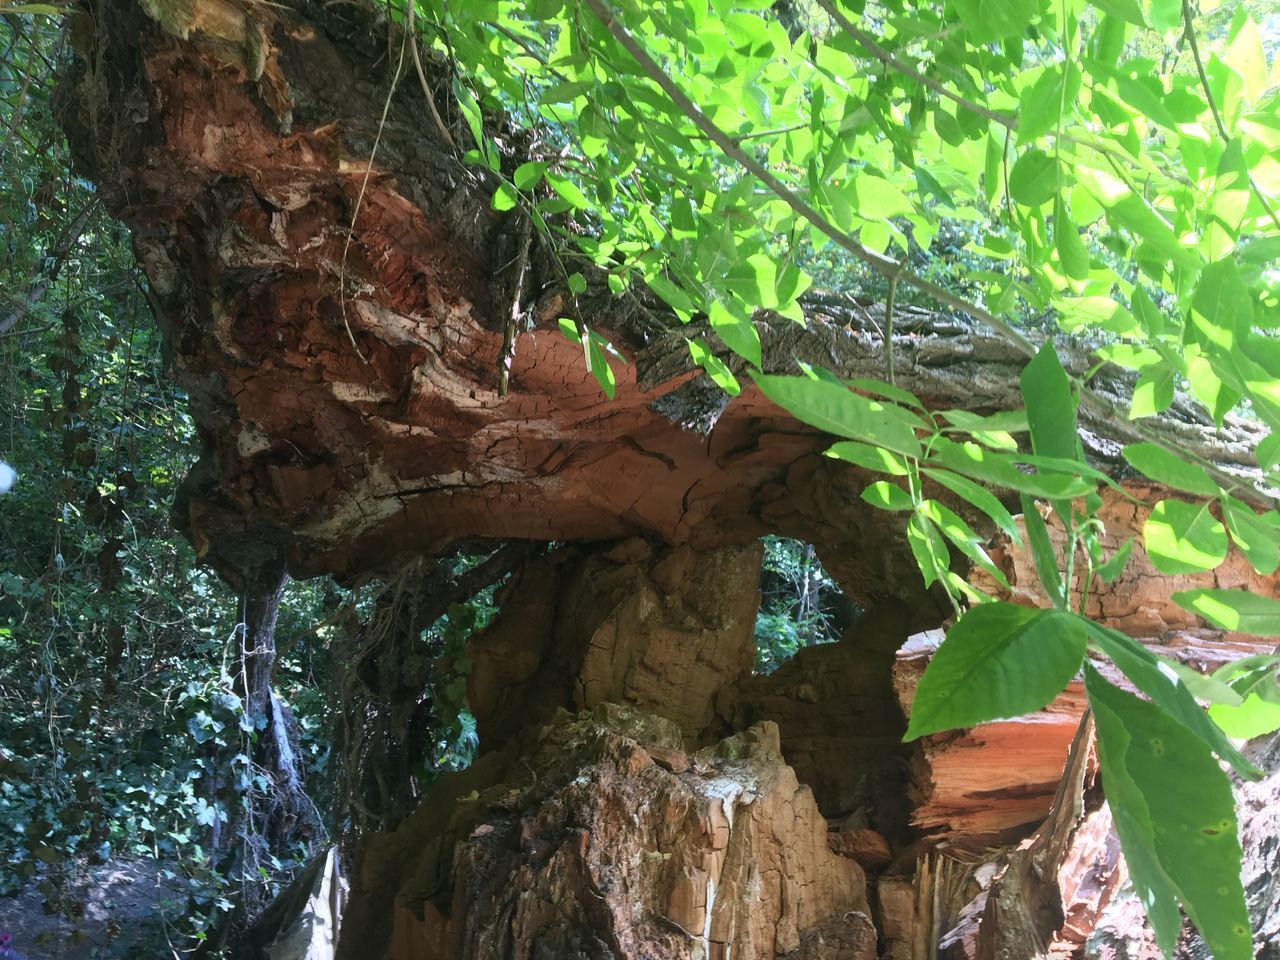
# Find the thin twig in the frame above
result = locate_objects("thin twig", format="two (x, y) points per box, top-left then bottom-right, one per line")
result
(885, 275), (897, 386)
(1181, 0), (1280, 233)
(339, 27), (409, 364)
(581, 0), (1278, 508)
(497, 214), (532, 396)
(407, 0), (456, 150)
(814, 0), (1018, 130)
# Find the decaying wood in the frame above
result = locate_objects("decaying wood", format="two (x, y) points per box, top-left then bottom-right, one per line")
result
(61, 0), (1265, 589)
(59, 3), (1280, 958)
(340, 540), (884, 960)
(891, 488), (1280, 956)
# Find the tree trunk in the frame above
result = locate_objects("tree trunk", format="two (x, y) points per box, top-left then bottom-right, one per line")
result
(58, 3), (1280, 958)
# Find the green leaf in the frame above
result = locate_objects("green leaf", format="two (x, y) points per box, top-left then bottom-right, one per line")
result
(939, 410), (1025, 451)
(1143, 499), (1229, 574)
(1210, 694), (1280, 740)
(581, 328), (617, 399)
(725, 253), (779, 308)
(1129, 364), (1176, 419)
(1085, 621), (1258, 777)
(919, 500), (1010, 587)
(1106, 194), (1201, 270)
(709, 300), (762, 368)
(905, 603), (1086, 740)
(1258, 433), (1280, 471)
(923, 468), (1022, 544)
(1160, 658), (1244, 707)
(906, 512), (949, 589)
(1190, 258), (1254, 349)
(1021, 342), (1079, 463)
(1086, 664), (1252, 960)
(826, 441), (910, 475)
(854, 175), (914, 219)
(687, 338), (741, 396)
(1121, 443), (1218, 496)
(491, 182), (518, 211)
(1020, 494), (1066, 607)
(952, 0), (1038, 42)
(928, 438), (1096, 499)
(558, 317), (581, 344)
(1096, 536), (1133, 583)
(1055, 203), (1091, 280)
(1221, 496), (1280, 575)
(847, 378), (926, 412)
(861, 480), (915, 511)
(752, 374), (925, 458)
(1173, 589), (1280, 635)
(512, 161), (547, 191)
(1008, 149), (1059, 207)
(546, 173), (590, 209)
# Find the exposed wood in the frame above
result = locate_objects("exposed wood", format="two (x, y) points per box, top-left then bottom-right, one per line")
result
(895, 486), (1278, 842)
(59, 4), (1280, 958)
(340, 540), (882, 960)
(62, 0), (1265, 590)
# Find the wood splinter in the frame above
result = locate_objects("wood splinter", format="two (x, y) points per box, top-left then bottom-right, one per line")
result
(496, 214), (532, 397)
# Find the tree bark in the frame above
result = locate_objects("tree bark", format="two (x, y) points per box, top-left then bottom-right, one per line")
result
(58, 3), (1280, 958)
(59, 0), (1263, 586)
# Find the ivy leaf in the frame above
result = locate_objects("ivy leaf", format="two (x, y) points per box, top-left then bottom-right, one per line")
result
(905, 603), (1086, 740)
(1172, 589), (1280, 635)
(1086, 665), (1252, 960)
(1143, 499), (1228, 574)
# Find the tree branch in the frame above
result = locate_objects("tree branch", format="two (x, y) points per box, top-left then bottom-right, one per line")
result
(1181, 0), (1280, 234)
(580, 0), (1277, 508)
(812, 0), (1018, 131)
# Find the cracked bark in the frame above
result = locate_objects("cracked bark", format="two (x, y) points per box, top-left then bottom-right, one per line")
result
(58, 3), (1280, 958)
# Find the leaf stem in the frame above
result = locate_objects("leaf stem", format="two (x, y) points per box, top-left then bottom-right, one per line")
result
(813, 0), (1019, 131)
(577, 0), (1278, 509)
(1180, 0), (1280, 234)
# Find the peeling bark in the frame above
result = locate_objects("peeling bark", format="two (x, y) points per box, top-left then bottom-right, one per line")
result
(61, 0), (1264, 588)
(889, 489), (1280, 957)
(59, 3), (1280, 958)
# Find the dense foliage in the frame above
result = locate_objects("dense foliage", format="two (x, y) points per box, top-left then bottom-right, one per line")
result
(0, 15), (340, 951)
(1, 0), (1280, 955)
(394, 0), (1280, 954)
